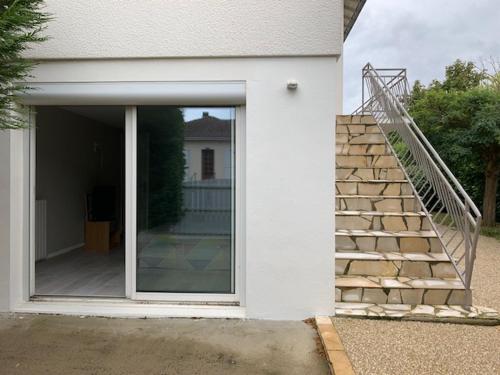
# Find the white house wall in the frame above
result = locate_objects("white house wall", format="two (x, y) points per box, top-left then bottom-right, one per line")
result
(0, 133), (10, 311)
(5, 56), (338, 319)
(26, 0), (343, 59)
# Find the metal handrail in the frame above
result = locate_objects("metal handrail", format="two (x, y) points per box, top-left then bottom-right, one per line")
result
(353, 68), (410, 115)
(356, 63), (482, 305)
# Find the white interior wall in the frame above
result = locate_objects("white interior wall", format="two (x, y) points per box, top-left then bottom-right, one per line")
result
(35, 107), (123, 256)
(8, 56), (338, 319)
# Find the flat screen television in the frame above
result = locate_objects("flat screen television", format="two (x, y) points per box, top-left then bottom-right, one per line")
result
(87, 186), (116, 222)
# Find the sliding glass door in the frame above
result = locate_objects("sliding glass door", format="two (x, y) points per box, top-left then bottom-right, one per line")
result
(135, 107), (235, 294)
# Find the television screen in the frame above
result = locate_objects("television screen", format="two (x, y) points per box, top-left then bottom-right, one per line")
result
(88, 186), (116, 221)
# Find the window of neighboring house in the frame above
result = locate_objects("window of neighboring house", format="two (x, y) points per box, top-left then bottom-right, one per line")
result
(202, 148), (215, 180)
(183, 149), (192, 181)
(223, 148), (231, 179)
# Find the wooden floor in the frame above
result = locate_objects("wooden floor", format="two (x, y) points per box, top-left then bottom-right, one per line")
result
(35, 247), (125, 297)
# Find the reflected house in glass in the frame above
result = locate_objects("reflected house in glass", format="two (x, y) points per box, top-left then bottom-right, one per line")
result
(184, 111), (233, 182)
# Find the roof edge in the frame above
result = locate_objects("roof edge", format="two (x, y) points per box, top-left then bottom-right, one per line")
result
(344, 0), (366, 41)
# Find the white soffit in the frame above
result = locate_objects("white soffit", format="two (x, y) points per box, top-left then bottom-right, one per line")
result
(344, 0), (366, 40)
(20, 81), (246, 105)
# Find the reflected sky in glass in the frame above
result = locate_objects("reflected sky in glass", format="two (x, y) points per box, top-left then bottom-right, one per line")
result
(183, 107), (233, 121)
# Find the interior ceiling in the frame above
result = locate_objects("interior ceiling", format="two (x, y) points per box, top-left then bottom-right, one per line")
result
(344, 0), (366, 40)
(61, 106), (125, 128)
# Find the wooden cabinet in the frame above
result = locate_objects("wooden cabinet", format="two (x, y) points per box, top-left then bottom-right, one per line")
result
(85, 221), (120, 252)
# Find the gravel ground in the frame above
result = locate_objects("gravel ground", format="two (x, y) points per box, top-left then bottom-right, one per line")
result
(333, 317), (499, 375)
(333, 234), (500, 375)
(471, 235), (500, 311)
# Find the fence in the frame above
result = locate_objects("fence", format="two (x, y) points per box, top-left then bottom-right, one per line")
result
(170, 179), (232, 235)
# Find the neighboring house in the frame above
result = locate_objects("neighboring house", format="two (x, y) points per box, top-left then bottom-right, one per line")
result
(7, 0), (481, 322)
(184, 112), (232, 181)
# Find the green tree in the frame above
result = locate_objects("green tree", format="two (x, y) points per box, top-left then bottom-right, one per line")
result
(0, 0), (50, 130)
(442, 60), (485, 91)
(410, 60), (500, 227)
(463, 88), (500, 226)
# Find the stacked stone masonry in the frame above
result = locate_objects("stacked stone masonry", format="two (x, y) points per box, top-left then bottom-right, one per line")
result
(336, 211), (431, 231)
(335, 115), (466, 306)
(336, 196), (418, 212)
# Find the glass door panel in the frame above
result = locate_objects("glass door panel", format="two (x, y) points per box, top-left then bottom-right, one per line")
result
(136, 106), (235, 294)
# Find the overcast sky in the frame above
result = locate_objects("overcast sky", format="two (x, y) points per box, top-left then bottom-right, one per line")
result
(343, 0), (500, 112)
(183, 107), (233, 121)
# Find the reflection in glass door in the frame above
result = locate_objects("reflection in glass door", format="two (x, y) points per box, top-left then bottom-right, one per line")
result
(136, 107), (235, 294)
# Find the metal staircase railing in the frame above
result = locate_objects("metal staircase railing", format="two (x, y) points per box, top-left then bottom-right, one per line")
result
(354, 63), (482, 305)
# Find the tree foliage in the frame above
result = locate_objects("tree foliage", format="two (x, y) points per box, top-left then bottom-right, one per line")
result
(0, 0), (50, 130)
(137, 107), (186, 230)
(410, 59), (500, 226)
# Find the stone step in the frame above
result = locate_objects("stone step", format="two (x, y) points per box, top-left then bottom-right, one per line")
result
(335, 302), (499, 321)
(336, 167), (406, 181)
(336, 143), (392, 156)
(336, 115), (377, 125)
(336, 251), (450, 261)
(336, 195), (418, 212)
(335, 251), (456, 278)
(336, 210), (426, 216)
(336, 155), (398, 168)
(336, 180), (412, 196)
(336, 229), (438, 237)
(336, 133), (385, 145)
(336, 210), (431, 231)
(336, 124), (381, 135)
(335, 275), (466, 305)
(336, 229), (442, 253)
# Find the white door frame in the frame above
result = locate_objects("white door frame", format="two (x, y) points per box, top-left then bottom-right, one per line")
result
(128, 106), (244, 303)
(124, 106), (136, 299)
(17, 102), (245, 311)
(28, 107), (36, 297)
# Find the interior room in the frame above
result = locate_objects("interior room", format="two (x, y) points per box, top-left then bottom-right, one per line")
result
(34, 106), (125, 297)
(34, 105), (235, 298)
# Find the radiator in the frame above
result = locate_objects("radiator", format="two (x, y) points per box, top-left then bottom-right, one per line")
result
(35, 200), (47, 261)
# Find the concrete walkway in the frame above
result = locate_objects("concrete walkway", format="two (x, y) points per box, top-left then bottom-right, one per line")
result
(0, 315), (329, 375)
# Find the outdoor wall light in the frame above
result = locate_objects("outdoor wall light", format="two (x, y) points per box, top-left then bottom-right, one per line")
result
(287, 79), (298, 90)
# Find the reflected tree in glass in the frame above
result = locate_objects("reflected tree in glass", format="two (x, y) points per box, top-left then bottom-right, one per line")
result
(137, 107), (185, 232)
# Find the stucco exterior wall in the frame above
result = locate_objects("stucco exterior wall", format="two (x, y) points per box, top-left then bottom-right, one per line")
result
(0, 132), (10, 311)
(5, 56), (338, 319)
(26, 0), (343, 59)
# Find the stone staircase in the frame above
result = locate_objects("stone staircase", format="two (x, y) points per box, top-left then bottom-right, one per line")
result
(335, 115), (467, 306)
